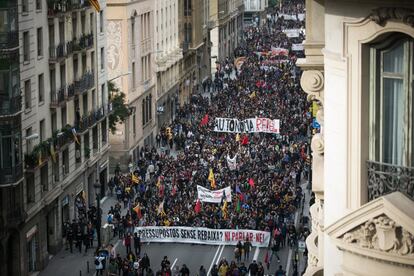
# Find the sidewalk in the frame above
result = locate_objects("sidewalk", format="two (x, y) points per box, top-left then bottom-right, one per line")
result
(39, 195), (126, 276)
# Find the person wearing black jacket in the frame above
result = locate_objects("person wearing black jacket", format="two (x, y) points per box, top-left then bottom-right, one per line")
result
(133, 232), (141, 255)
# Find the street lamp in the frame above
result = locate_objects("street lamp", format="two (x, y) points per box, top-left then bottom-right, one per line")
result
(93, 181), (102, 249)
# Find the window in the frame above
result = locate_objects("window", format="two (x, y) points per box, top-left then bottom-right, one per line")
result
(61, 105), (67, 127)
(132, 62), (136, 88)
(101, 121), (107, 145)
(53, 154), (59, 182)
(142, 99), (145, 126)
(22, 0), (28, 13)
(24, 79), (31, 109)
(369, 35), (414, 167)
(184, 0), (192, 16)
(38, 74), (44, 103)
(132, 113), (136, 136)
(92, 126), (98, 153)
(100, 47), (104, 70)
(39, 119), (45, 142)
(26, 173), (35, 204)
(41, 165), (48, 192)
(23, 31), (30, 62)
(62, 149), (69, 176)
(100, 11), (104, 33)
(36, 0), (41, 10)
(37, 27), (43, 56)
(90, 13), (94, 34)
(26, 127), (32, 153)
(131, 17), (135, 45)
(101, 83), (106, 106)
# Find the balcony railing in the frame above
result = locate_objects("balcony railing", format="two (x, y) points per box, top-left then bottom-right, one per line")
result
(0, 163), (23, 186)
(67, 83), (75, 98)
(49, 42), (66, 61)
(74, 71), (94, 95)
(0, 94), (21, 116)
(0, 31), (19, 49)
(74, 33), (94, 52)
(367, 160), (414, 202)
(47, 0), (91, 17)
(50, 86), (66, 108)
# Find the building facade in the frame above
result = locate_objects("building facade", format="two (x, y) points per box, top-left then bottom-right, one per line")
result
(154, 0), (183, 130)
(107, 0), (156, 170)
(243, 0), (268, 25)
(0, 0), (110, 275)
(298, 1), (414, 275)
(178, 0), (211, 105)
(209, 0), (244, 74)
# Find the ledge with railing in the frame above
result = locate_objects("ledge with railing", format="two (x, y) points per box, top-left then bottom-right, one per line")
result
(74, 71), (94, 95)
(49, 42), (66, 61)
(0, 31), (19, 50)
(74, 33), (94, 52)
(367, 160), (414, 202)
(0, 93), (21, 117)
(47, 0), (91, 17)
(50, 85), (67, 108)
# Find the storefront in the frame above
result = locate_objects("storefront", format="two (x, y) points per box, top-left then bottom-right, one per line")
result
(26, 225), (39, 273)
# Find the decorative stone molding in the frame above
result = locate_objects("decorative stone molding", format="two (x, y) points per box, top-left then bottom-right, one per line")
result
(311, 133), (324, 155)
(326, 191), (414, 267)
(369, 8), (414, 27)
(342, 215), (414, 256)
(300, 70), (324, 104)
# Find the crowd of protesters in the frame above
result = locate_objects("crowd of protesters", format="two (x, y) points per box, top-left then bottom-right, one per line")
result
(65, 1), (312, 275)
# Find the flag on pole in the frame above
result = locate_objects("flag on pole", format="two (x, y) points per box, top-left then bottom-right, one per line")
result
(200, 114), (209, 126)
(157, 201), (166, 216)
(133, 204), (142, 219)
(208, 168), (216, 189)
(131, 173), (139, 184)
(88, 0), (101, 12)
(194, 199), (201, 214)
(50, 144), (56, 163)
(248, 178), (255, 188)
(221, 201), (228, 219)
(241, 135), (249, 145)
(72, 128), (80, 145)
(236, 198), (241, 213)
(235, 133), (240, 142)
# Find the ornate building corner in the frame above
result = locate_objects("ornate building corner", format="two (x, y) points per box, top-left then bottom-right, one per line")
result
(300, 70), (324, 105)
(369, 7), (414, 27)
(326, 192), (414, 272)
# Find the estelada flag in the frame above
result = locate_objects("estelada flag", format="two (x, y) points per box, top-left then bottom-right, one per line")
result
(133, 204), (142, 219)
(200, 114), (209, 126)
(88, 0), (101, 12)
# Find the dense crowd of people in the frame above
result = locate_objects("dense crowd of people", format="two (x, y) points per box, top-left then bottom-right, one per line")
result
(64, 1), (311, 275)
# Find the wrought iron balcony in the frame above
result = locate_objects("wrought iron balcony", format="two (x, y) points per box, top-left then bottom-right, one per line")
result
(74, 33), (94, 52)
(0, 31), (19, 50)
(50, 86), (66, 108)
(49, 42), (66, 61)
(0, 94), (21, 117)
(74, 71), (94, 95)
(67, 83), (75, 98)
(47, 0), (91, 17)
(0, 163), (23, 186)
(367, 160), (414, 202)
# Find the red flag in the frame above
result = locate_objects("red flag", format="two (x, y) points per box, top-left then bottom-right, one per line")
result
(133, 204), (142, 219)
(239, 193), (244, 202)
(241, 135), (249, 145)
(248, 178), (255, 188)
(200, 114), (209, 126)
(195, 199), (201, 214)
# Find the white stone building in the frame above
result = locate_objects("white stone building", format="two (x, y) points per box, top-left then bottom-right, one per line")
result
(243, 0), (268, 25)
(154, 0), (183, 129)
(107, 0), (156, 169)
(298, 1), (414, 275)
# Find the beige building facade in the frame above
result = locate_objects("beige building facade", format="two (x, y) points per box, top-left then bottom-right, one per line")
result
(107, 0), (156, 169)
(154, 0), (183, 129)
(298, 1), (414, 275)
(0, 0), (110, 275)
(209, 0), (244, 74)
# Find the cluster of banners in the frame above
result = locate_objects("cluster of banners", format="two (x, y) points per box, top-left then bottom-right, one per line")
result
(282, 29), (305, 38)
(278, 13), (305, 21)
(214, 117), (280, 134)
(134, 226), (271, 247)
(197, 185), (232, 203)
(292, 44), (304, 51)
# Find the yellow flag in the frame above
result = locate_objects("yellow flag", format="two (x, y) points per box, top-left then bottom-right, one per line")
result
(221, 201), (228, 219)
(50, 144), (56, 163)
(156, 177), (161, 188)
(88, 0), (101, 12)
(249, 91), (256, 98)
(235, 133), (240, 142)
(208, 168), (216, 189)
(131, 173), (139, 184)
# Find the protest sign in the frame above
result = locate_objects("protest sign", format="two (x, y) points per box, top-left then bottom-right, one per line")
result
(292, 44), (304, 51)
(226, 154), (237, 170)
(197, 185), (232, 203)
(270, 47), (289, 56)
(134, 226), (271, 247)
(213, 118), (280, 134)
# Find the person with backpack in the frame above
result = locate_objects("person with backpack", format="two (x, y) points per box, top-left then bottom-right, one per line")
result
(94, 253), (106, 276)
